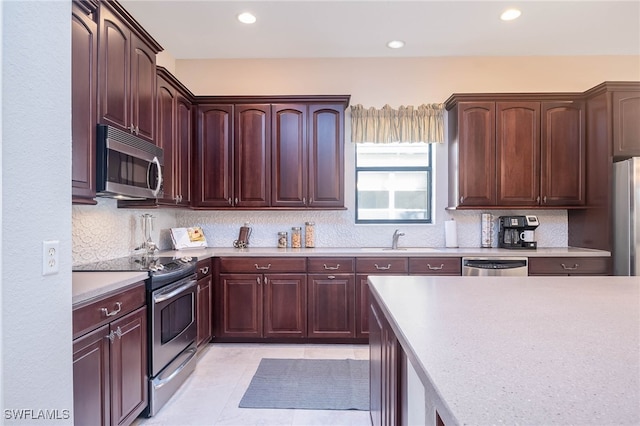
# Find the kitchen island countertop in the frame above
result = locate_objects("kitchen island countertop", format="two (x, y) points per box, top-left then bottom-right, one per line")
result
(368, 275), (640, 425)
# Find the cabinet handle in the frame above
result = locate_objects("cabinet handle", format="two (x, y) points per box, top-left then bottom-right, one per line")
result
(536, 196), (541, 204)
(106, 330), (116, 343)
(256, 277), (260, 285)
(543, 196), (547, 204)
(323, 264), (340, 270)
(228, 198), (232, 205)
(303, 197), (306, 205)
(129, 123), (135, 134)
(561, 263), (579, 270)
(101, 302), (122, 317)
(327, 275), (336, 279)
(135, 125), (140, 135)
(255, 263), (271, 270)
(264, 277), (267, 285)
(374, 264), (392, 270)
(460, 196), (464, 204)
(427, 264), (444, 270)
(115, 326), (124, 339)
(235, 197), (239, 205)
(199, 266), (209, 275)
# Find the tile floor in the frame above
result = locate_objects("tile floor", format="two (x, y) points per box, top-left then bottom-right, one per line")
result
(134, 343), (372, 426)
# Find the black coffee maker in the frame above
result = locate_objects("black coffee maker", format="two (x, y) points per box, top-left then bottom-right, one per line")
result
(498, 215), (539, 249)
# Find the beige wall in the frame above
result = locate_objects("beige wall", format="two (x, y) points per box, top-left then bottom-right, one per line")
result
(175, 55), (640, 103)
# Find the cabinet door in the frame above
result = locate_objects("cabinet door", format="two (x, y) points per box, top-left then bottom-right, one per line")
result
(308, 274), (355, 338)
(176, 95), (192, 205)
(356, 274), (370, 338)
(264, 274), (307, 338)
(308, 104), (345, 207)
(235, 104), (271, 207)
(99, 6), (130, 133)
(194, 104), (234, 207)
(541, 101), (585, 206)
(196, 275), (212, 348)
(496, 102), (540, 206)
(272, 104), (307, 207)
(219, 274), (262, 338)
(73, 324), (111, 426)
(612, 91), (640, 158)
(71, 3), (98, 203)
(110, 307), (147, 426)
(155, 76), (176, 203)
(130, 36), (156, 143)
(457, 102), (496, 206)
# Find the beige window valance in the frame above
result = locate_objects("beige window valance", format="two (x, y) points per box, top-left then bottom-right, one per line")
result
(350, 103), (444, 144)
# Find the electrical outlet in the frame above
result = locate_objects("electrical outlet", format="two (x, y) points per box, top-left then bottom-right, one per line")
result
(42, 240), (59, 276)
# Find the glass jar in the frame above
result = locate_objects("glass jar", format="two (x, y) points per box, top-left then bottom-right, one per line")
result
(305, 222), (315, 248)
(277, 232), (288, 248)
(291, 227), (302, 248)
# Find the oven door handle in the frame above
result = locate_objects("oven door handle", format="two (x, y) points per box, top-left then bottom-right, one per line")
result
(153, 279), (196, 303)
(154, 346), (197, 389)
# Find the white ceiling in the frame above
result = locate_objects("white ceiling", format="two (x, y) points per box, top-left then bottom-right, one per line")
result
(119, 1), (640, 59)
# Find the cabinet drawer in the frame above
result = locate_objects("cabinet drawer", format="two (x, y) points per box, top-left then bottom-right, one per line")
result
(408, 257), (462, 275)
(219, 257), (307, 273)
(72, 282), (145, 339)
(196, 258), (212, 279)
(356, 258), (408, 274)
(307, 257), (355, 273)
(528, 257), (611, 275)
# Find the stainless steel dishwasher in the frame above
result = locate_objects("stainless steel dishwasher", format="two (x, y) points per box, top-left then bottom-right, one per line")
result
(462, 257), (528, 276)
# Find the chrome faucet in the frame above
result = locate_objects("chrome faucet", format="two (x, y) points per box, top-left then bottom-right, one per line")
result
(391, 229), (405, 249)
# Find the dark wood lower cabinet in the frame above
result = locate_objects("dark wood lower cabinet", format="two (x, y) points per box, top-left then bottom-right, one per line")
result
(307, 273), (355, 338)
(528, 256), (610, 276)
(369, 293), (400, 426)
(196, 273), (213, 349)
(72, 283), (147, 426)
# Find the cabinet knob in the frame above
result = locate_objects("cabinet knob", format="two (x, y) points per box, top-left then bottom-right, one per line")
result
(256, 277), (260, 285)
(106, 330), (116, 343)
(543, 196), (547, 204)
(114, 326), (124, 339)
(228, 198), (232, 205)
(460, 196), (464, 204)
(235, 197), (239, 205)
(130, 123), (136, 134)
(536, 196), (541, 204)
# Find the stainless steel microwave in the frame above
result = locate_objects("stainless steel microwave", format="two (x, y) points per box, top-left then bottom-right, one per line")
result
(96, 124), (164, 199)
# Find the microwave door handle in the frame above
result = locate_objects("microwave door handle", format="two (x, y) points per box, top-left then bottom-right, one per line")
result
(148, 156), (162, 197)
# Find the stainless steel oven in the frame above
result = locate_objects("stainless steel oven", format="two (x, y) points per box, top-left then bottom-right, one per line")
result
(148, 273), (198, 416)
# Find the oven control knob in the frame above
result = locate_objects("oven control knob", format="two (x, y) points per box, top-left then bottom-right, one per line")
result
(157, 264), (165, 270)
(149, 265), (158, 272)
(180, 256), (192, 263)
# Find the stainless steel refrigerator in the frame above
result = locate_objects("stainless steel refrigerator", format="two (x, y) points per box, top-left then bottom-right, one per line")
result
(613, 157), (640, 276)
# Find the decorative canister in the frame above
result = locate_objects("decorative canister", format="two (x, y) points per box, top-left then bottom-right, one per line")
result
(291, 227), (302, 248)
(277, 232), (288, 248)
(305, 222), (315, 248)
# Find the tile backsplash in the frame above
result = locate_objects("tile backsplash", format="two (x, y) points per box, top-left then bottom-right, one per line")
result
(73, 199), (567, 264)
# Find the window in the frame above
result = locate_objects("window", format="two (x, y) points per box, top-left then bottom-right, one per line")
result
(356, 143), (433, 223)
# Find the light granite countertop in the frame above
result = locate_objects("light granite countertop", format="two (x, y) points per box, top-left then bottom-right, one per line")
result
(368, 275), (640, 426)
(72, 271), (148, 306)
(161, 246), (610, 260)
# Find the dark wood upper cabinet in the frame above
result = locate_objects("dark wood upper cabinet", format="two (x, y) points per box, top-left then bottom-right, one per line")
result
(446, 94), (586, 209)
(155, 75), (176, 202)
(72, 1), (98, 204)
(449, 102), (496, 207)
(496, 102), (540, 206)
(235, 104), (271, 207)
(98, 1), (161, 144)
(612, 90), (640, 158)
(308, 104), (345, 208)
(272, 104), (307, 207)
(540, 101), (585, 206)
(193, 96), (349, 210)
(194, 104), (234, 207)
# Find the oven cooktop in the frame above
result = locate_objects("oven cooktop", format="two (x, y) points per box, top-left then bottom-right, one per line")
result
(73, 255), (197, 289)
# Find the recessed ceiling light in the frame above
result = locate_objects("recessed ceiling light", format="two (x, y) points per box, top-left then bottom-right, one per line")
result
(237, 12), (257, 24)
(387, 40), (405, 49)
(500, 8), (522, 21)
